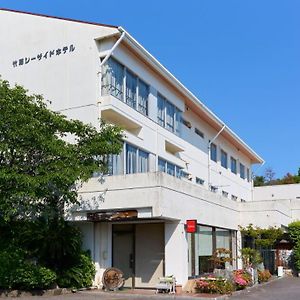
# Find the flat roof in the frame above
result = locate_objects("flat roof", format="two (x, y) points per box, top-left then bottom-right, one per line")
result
(0, 8), (118, 28)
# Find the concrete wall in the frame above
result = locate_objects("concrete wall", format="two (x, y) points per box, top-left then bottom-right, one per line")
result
(0, 9), (118, 128)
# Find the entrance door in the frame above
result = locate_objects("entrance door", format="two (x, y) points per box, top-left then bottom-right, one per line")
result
(112, 224), (134, 288)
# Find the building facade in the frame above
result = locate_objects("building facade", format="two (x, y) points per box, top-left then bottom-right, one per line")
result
(1, 8), (298, 288)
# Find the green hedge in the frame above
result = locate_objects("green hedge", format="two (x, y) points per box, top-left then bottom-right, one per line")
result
(0, 248), (56, 290)
(57, 251), (96, 289)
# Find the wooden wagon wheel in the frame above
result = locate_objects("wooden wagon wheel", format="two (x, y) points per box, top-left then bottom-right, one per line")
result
(102, 267), (125, 291)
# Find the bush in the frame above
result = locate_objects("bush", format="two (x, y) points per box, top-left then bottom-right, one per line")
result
(57, 251), (96, 289)
(288, 221), (300, 271)
(233, 269), (252, 290)
(258, 269), (272, 283)
(0, 248), (56, 290)
(195, 277), (234, 294)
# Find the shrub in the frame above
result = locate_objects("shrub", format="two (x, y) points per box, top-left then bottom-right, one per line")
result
(195, 277), (234, 294)
(0, 248), (56, 290)
(258, 269), (272, 283)
(57, 251), (96, 289)
(240, 248), (262, 268)
(233, 269), (252, 290)
(288, 221), (300, 271)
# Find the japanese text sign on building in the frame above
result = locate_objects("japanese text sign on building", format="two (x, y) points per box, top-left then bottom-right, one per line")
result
(186, 219), (197, 233)
(12, 44), (76, 68)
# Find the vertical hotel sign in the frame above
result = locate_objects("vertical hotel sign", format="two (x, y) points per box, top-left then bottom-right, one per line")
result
(12, 44), (76, 68)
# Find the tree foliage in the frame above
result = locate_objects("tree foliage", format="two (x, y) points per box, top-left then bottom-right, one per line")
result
(0, 79), (123, 221)
(239, 224), (284, 248)
(288, 221), (300, 271)
(253, 167), (300, 187)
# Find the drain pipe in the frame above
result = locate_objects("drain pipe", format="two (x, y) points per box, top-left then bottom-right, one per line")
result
(208, 125), (226, 189)
(97, 31), (126, 127)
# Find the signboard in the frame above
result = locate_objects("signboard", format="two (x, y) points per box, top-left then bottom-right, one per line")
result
(186, 219), (197, 233)
(12, 44), (76, 68)
(87, 210), (138, 222)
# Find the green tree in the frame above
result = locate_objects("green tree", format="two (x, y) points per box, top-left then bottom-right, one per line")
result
(253, 175), (265, 187)
(0, 79), (123, 222)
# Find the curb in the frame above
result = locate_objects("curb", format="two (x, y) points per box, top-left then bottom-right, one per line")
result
(80, 290), (229, 300)
(228, 276), (284, 298)
(0, 288), (71, 298)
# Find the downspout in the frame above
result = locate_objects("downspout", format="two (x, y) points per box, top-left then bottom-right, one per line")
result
(208, 125), (226, 189)
(97, 31), (126, 128)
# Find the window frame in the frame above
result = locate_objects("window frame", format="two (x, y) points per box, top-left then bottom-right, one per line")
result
(221, 149), (228, 169)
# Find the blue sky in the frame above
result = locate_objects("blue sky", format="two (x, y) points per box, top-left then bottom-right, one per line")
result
(1, 0), (299, 178)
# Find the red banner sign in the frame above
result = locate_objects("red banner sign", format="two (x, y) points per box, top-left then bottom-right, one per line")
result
(186, 219), (197, 233)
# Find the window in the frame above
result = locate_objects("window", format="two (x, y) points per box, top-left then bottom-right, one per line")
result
(188, 225), (235, 276)
(106, 152), (124, 176)
(166, 100), (175, 132)
(182, 118), (191, 129)
(247, 168), (250, 182)
(158, 157), (182, 178)
(157, 94), (182, 136)
(216, 228), (231, 250)
(195, 128), (204, 138)
(126, 144), (137, 174)
(102, 57), (149, 116)
(138, 79), (149, 115)
(196, 177), (205, 185)
(138, 150), (149, 173)
(210, 185), (218, 193)
(230, 157), (237, 174)
(158, 158), (166, 172)
(125, 69), (137, 109)
(210, 143), (217, 162)
(221, 150), (228, 168)
(240, 163), (245, 179)
(222, 191), (229, 198)
(126, 144), (149, 174)
(157, 94), (165, 127)
(102, 57), (124, 100)
(231, 195), (238, 201)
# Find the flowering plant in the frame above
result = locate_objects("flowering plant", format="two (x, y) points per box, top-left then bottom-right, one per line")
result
(258, 269), (272, 283)
(233, 269), (252, 290)
(195, 276), (234, 294)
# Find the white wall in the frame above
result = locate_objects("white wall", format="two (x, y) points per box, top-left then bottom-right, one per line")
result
(254, 184), (300, 201)
(0, 10), (118, 128)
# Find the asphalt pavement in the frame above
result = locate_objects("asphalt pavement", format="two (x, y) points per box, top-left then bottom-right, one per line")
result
(5, 276), (300, 300)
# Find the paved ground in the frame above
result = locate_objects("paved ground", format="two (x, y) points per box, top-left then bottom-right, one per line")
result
(229, 276), (300, 300)
(5, 276), (300, 300)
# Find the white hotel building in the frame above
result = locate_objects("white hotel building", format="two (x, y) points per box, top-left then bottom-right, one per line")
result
(1, 8), (299, 289)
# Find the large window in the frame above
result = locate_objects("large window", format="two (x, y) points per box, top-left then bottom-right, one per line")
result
(102, 57), (149, 116)
(102, 57), (124, 100)
(106, 152), (124, 176)
(188, 225), (235, 277)
(240, 163), (245, 179)
(138, 79), (149, 115)
(126, 144), (149, 174)
(221, 150), (228, 168)
(210, 143), (217, 162)
(107, 143), (149, 175)
(231, 157), (237, 174)
(158, 157), (182, 178)
(125, 69), (137, 109)
(157, 93), (182, 136)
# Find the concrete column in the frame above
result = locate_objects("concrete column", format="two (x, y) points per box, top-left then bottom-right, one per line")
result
(236, 230), (243, 269)
(164, 221), (188, 285)
(94, 222), (112, 287)
(148, 87), (157, 122)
